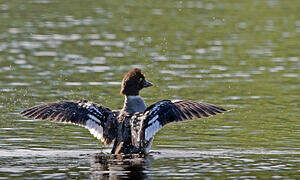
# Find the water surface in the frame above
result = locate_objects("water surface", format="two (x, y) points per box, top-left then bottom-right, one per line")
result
(0, 0), (299, 179)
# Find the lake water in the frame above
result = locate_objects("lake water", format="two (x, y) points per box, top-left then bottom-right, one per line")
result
(0, 0), (299, 179)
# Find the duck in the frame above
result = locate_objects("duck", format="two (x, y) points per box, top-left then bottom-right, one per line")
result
(20, 68), (227, 154)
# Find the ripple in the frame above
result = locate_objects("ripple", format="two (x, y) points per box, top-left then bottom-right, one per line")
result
(77, 66), (111, 73)
(210, 46), (223, 51)
(0, 43), (7, 52)
(169, 64), (196, 68)
(246, 48), (273, 57)
(31, 34), (81, 41)
(206, 73), (231, 78)
(288, 57), (298, 62)
(64, 82), (83, 86)
(0, 149), (100, 158)
(195, 48), (206, 54)
(0, 66), (12, 72)
(2, 148), (295, 159)
(103, 33), (116, 40)
(1, 88), (15, 92)
(88, 81), (121, 86)
(55, 34), (81, 41)
(223, 96), (242, 100)
(85, 34), (100, 40)
(9, 48), (22, 53)
(19, 41), (42, 49)
(5, 82), (31, 86)
(152, 55), (168, 61)
(31, 34), (52, 40)
(91, 57), (106, 64)
(4, 138), (34, 142)
(282, 73), (298, 78)
(210, 65), (228, 71)
(269, 66), (284, 72)
(33, 51), (57, 57)
(90, 40), (124, 47)
(180, 55), (192, 60)
(248, 96), (261, 99)
(8, 28), (21, 34)
(167, 85), (194, 89)
(160, 70), (185, 76)
(152, 9), (163, 15)
(30, 0), (50, 3)
(37, 71), (52, 76)
(232, 72), (251, 77)
(14, 60), (26, 65)
(179, 74), (204, 78)
(104, 52), (124, 57)
(62, 54), (86, 62)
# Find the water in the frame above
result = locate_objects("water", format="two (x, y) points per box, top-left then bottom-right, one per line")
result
(0, 0), (299, 179)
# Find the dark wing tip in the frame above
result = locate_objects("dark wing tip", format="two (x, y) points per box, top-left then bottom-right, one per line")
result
(208, 103), (227, 112)
(20, 106), (36, 115)
(20, 105), (45, 117)
(199, 103), (227, 116)
(172, 100), (227, 120)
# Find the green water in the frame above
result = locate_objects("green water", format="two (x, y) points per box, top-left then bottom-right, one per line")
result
(0, 0), (299, 179)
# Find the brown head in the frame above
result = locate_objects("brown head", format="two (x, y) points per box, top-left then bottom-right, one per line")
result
(120, 68), (153, 96)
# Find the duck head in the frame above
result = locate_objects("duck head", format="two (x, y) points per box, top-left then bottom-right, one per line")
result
(120, 68), (153, 96)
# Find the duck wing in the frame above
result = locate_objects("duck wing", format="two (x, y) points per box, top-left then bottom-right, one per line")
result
(20, 100), (117, 145)
(140, 100), (227, 141)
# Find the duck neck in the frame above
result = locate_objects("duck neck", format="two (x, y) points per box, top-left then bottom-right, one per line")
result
(122, 95), (147, 114)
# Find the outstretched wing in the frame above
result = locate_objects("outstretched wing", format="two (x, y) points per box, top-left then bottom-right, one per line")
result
(141, 100), (227, 141)
(20, 100), (117, 145)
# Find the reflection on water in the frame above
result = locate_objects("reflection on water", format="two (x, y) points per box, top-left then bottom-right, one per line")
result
(0, 149), (299, 179)
(89, 153), (152, 179)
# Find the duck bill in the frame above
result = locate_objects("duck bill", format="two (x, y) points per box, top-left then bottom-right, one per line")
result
(143, 80), (153, 88)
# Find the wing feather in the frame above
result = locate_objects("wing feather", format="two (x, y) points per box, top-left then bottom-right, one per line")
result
(140, 100), (227, 141)
(20, 100), (117, 145)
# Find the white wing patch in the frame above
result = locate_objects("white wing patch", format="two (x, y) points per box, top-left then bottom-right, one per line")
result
(144, 101), (169, 141)
(79, 101), (103, 116)
(88, 114), (101, 124)
(85, 119), (104, 142)
(147, 101), (166, 116)
(148, 114), (159, 124)
(171, 99), (182, 103)
(77, 101), (108, 143)
(145, 120), (162, 141)
(88, 105), (103, 116)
